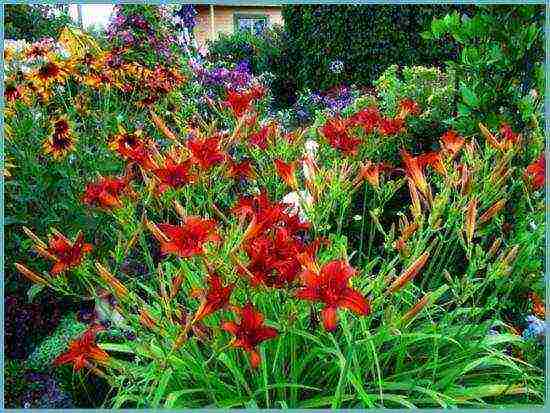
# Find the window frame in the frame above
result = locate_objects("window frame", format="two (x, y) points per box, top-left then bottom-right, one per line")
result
(233, 13), (269, 34)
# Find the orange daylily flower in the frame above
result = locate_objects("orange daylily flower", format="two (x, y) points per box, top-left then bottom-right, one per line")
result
(274, 159), (298, 189)
(192, 274), (234, 323)
(440, 130), (464, 158)
(46, 231), (93, 275)
(400, 149), (429, 198)
(54, 325), (109, 371)
(296, 260), (370, 331)
(155, 217), (221, 258)
(525, 154), (544, 190)
(221, 303), (278, 368)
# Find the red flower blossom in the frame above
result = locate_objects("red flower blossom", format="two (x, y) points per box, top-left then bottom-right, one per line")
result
(418, 151), (446, 175)
(53, 325), (108, 371)
(227, 159), (253, 179)
(82, 175), (130, 210)
(349, 107), (381, 133)
(187, 136), (226, 170)
(153, 157), (194, 191)
(397, 98), (421, 118)
(400, 149), (429, 197)
(110, 131), (156, 170)
(378, 117), (405, 136)
(242, 228), (304, 288)
(274, 159), (298, 189)
(500, 123), (521, 145)
(224, 88), (261, 117)
(193, 275), (234, 322)
(221, 303), (278, 368)
(47, 231), (93, 275)
(320, 116), (361, 155)
(525, 154), (545, 190)
(356, 161), (393, 189)
(249, 124), (276, 149)
(295, 260), (370, 331)
(157, 217), (220, 258)
(233, 190), (308, 239)
(440, 130), (464, 157)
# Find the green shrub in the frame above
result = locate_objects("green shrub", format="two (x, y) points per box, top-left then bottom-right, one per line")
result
(206, 27), (283, 77)
(279, 4), (474, 101)
(423, 5), (544, 134)
(374, 65), (457, 149)
(5, 4), (74, 41)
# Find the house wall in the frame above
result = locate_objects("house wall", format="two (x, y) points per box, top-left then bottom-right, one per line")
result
(194, 5), (283, 46)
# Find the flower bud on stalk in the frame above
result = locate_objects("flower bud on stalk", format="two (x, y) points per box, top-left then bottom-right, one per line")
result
(22, 226), (48, 249)
(139, 308), (158, 330)
(478, 199), (506, 225)
(459, 165), (472, 196)
(149, 109), (178, 142)
(387, 251), (430, 294)
(96, 263), (129, 300)
(400, 285), (449, 326)
(408, 178), (422, 219)
(464, 198), (477, 245)
(15, 263), (49, 285)
(173, 199), (187, 220)
(487, 238), (502, 259)
(170, 274), (184, 299)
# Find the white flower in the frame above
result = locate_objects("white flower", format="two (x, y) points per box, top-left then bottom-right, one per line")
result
(281, 190), (313, 223)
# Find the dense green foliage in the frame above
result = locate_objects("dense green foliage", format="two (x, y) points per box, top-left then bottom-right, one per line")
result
(279, 5), (472, 97)
(207, 28), (283, 77)
(5, 4), (74, 41)
(424, 5), (544, 134)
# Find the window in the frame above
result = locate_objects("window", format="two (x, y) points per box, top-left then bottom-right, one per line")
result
(234, 13), (268, 35)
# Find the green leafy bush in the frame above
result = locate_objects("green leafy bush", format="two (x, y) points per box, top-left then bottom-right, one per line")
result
(5, 4), (74, 41)
(423, 5), (544, 134)
(374, 65), (457, 149)
(279, 4), (474, 101)
(206, 27), (283, 77)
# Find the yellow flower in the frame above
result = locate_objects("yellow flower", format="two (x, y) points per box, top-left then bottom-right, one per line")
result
(42, 116), (77, 159)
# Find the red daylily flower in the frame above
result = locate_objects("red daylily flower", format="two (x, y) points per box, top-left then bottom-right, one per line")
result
(418, 151), (446, 175)
(295, 260), (370, 331)
(440, 130), (464, 157)
(187, 136), (226, 170)
(249, 123), (276, 149)
(47, 231), (93, 275)
(153, 157), (194, 191)
(227, 159), (253, 179)
(82, 175), (130, 209)
(157, 217), (220, 258)
(397, 98), (421, 118)
(349, 107), (381, 133)
(320, 116), (361, 155)
(274, 159), (298, 189)
(54, 325), (108, 371)
(525, 154), (545, 190)
(221, 303), (278, 368)
(378, 117), (405, 136)
(242, 228), (304, 288)
(500, 123), (521, 145)
(233, 190), (309, 240)
(192, 275), (234, 322)
(400, 149), (429, 197)
(224, 88), (261, 117)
